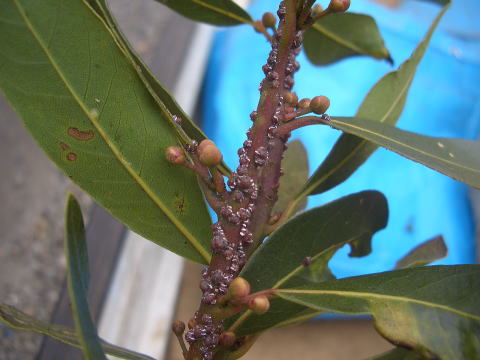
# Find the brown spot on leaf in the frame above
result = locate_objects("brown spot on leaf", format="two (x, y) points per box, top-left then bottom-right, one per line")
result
(60, 142), (70, 151)
(68, 127), (94, 141)
(174, 195), (188, 215)
(66, 152), (77, 161)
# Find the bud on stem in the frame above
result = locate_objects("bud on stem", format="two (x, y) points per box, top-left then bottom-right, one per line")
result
(329, 0), (350, 13)
(310, 95), (330, 114)
(172, 320), (188, 358)
(248, 295), (270, 315)
(219, 332), (236, 347)
(297, 98), (311, 109)
(262, 12), (277, 30)
(165, 146), (186, 165)
(198, 139), (223, 167)
(172, 320), (186, 336)
(311, 4), (323, 17)
(284, 92), (298, 106)
(228, 277), (251, 299)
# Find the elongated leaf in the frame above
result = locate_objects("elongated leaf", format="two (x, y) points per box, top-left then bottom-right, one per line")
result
(278, 265), (480, 360)
(0, 304), (155, 360)
(245, 191), (388, 292)
(227, 299), (322, 336)
(65, 194), (106, 360)
(304, 13), (392, 66)
(395, 235), (447, 269)
(272, 139), (309, 215)
(369, 347), (422, 360)
(299, 2), (450, 198)
(155, 0), (252, 26)
(0, 0), (212, 263)
(227, 191), (388, 335)
(86, 0), (230, 175)
(327, 116), (480, 189)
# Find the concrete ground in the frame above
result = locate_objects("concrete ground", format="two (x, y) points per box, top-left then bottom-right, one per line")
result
(0, 95), (92, 359)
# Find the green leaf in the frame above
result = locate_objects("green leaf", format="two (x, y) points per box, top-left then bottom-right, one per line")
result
(244, 191), (388, 292)
(65, 194), (106, 360)
(278, 265), (480, 360)
(272, 139), (309, 215)
(304, 13), (392, 66)
(326, 116), (480, 189)
(86, 0), (230, 176)
(0, 304), (155, 360)
(299, 2), (450, 198)
(155, 0), (252, 26)
(395, 235), (447, 269)
(228, 191), (388, 335)
(0, 0), (212, 263)
(369, 347), (423, 360)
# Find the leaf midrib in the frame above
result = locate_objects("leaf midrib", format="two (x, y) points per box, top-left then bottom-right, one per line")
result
(271, 213), (351, 289)
(278, 289), (480, 321)
(298, 38), (417, 198)
(13, 0), (211, 263)
(299, 138), (369, 198)
(297, 43), (409, 199)
(332, 118), (480, 175)
(230, 226), (359, 332)
(192, 0), (252, 24)
(0, 304), (156, 360)
(300, 5), (449, 199)
(313, 22), (366, 56)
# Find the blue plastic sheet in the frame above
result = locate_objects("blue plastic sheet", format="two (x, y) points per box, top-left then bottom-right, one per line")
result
(202, 0), (480, 279)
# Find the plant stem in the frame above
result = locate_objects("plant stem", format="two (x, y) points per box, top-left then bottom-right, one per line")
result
(275, 114), (329, 137)
(184, 1), (305, 359)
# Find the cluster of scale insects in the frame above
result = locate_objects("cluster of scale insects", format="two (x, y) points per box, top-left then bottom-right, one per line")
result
(167, 0), (337, 358)
(180, 3), (308, 359)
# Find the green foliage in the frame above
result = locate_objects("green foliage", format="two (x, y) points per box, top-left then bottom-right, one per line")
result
(155, 0), (252, 26)
(272, 139), (309, 215)
(64, 194), (107, 359)
(277, 266), (480, 360)
(230, 191), (388, 335)
(395, 235), (447, 269)
(86, 0), (231, 177)
(0, 0), (212, 264)
(0, 303), (154, 360)
(300, 2), (450, 198)
(304, 13), (392, 65)
(328, 116), (480, 189)
(1, 0), (478, 359)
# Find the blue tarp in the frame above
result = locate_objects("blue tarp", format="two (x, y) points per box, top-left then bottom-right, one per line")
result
(202, 0), (480, 279)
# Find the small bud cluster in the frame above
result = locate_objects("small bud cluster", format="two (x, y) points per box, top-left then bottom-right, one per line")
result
(282, 94), (330, 122)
